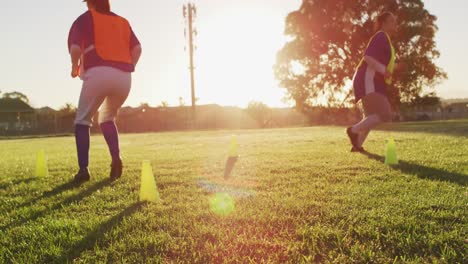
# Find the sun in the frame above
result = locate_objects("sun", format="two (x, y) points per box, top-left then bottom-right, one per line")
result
(193, 3), (293, 107)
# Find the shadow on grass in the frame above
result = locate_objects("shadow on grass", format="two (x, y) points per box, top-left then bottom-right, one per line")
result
(52, 202), (144, 263)
(18, 180), (82, 208)
(377, 119), (468, 137)
(363, 152), (467, 186)
(2, 180), (82, 218)
(0, 177), (38, 190)
(1, 179), (112, 230)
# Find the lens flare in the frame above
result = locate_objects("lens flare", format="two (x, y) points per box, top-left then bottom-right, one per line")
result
(209, 193), (235, 216)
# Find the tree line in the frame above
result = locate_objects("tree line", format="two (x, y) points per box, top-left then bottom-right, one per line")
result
(275, 0), (446, 113)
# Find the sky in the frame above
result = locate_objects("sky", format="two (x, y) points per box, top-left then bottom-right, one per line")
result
(0, 0), (466, 109)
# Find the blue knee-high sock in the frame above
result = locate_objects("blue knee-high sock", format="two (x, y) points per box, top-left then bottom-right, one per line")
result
(100, 121), (121, 162)
(75, 124), (90, 170)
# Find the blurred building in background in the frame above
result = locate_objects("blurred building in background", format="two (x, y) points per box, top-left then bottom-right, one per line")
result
(0, 97), (36, 134)
(1, 98), (467, 136)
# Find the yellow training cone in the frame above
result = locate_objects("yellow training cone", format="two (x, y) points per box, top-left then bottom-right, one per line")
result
(139, 160), (160, 203)
(384, 138), (398, 165)
(35, 149), (48, 177)
(228, 135), (238, 158)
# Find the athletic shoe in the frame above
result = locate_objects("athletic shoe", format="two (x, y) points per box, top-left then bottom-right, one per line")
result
(74, 168), (91, 183)
(346, 127), (359, 148)
(351, 146), (365, 153)
(110, 159), (123, 181)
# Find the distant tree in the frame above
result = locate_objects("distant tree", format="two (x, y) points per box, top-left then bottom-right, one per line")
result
(246, 101), (272, 128)
(139, 103), (150, 113)
(159, 101), (169, 108)
(178, 97), (186, 107)
(275, 0), (446, 111)
(2, 91), (30, 104)
(59, 103), (76, 114)
(411, 93), (441, 109)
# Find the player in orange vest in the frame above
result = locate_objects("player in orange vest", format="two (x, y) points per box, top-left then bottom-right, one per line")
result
(68, 0), (142, 183)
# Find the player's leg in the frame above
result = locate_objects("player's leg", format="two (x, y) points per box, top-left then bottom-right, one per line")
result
(351, 114), (381, 135)
(349, 101), (369, 151)
(98, 69), (131, 180)
(361, 95), (392, 149)
(357, 129), (370, 149)
(348, 93), (390, 151)
(74, 72), (106, 182)
(355, 97), (374, 150)
(348, 109), (379, 151)
(348, 115), (379, 152)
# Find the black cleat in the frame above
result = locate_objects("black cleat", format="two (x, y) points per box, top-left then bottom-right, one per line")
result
(74, 168), (91, 183)
(351, 146), (366, 153)
(110, 160), (123, 181)
(346, 127), (359, 148)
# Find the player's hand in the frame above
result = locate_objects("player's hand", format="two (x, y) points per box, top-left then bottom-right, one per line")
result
(71, 64), (80, 78)
(384, 70), (392, 80)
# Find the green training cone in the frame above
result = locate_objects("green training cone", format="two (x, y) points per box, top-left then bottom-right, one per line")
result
(139, 160), (160, 203)
(35, 149), (49, 177)
(384, 138), (398, 165)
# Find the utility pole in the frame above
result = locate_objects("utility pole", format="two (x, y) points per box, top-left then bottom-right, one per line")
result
(183, 3), (197, 123)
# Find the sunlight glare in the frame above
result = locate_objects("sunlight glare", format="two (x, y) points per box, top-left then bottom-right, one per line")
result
(195, 2), (295, 107)
(209, 193), (235, 216)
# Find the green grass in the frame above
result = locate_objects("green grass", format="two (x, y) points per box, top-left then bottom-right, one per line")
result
(1, 120), (467, 263)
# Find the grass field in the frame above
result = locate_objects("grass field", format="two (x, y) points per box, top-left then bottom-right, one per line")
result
(1, 120), (467, 263)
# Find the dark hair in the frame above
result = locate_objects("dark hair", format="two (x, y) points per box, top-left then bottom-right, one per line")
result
(374, 12), (394, 32)
(84, 0), (111, 14)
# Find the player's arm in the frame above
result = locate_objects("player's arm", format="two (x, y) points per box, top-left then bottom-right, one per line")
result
(70, 44), (81, 78)
(364, 55), (387, 75)
(129, 27), (142, 67)
(364, 56), (391, 79)
(131, 45), (142, 67)
(68, 19), (82, 78)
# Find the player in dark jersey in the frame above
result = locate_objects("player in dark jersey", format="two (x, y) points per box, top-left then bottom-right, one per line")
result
(347, 12), (403, 152)
(68, 0), (142, 182)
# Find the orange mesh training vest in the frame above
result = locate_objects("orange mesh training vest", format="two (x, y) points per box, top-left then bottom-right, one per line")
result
(90, 10), (132, 64)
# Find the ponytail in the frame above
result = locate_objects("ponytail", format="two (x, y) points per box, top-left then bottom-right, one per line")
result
(85, 0), (111, 14)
